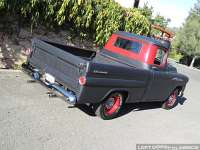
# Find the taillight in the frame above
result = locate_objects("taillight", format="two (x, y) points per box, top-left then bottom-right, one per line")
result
(24, 48), (32, 56)
(79, 76), (86, 85)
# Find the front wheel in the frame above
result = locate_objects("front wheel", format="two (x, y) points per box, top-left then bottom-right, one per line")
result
(162, 89), (179, 110)
(95, 92), (124, 120)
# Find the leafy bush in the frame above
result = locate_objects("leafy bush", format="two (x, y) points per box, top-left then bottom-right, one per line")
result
(169, 50), (183, 62)
(0, 0), (5, 12)
(0, 0), (150, 46)
(94, 0), (124, 46)
(124, 8), (150, 35)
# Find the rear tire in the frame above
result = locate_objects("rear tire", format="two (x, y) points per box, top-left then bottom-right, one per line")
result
(162, 89), (179, 110)
(95, 92), (124, 120)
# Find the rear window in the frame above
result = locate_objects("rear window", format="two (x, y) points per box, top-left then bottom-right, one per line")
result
(154, 48), (166, 65)
(114, 37), (142, 53)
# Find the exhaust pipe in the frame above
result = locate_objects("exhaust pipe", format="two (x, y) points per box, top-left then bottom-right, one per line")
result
(30, 68), (76, 105)
(32, 69), (40, 80)
(50, 84), (76, 105)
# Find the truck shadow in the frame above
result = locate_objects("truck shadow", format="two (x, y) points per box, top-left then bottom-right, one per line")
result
(119, 96), (187, 117)
(177, 96), (187, 105)
(74, 96), (187, 118)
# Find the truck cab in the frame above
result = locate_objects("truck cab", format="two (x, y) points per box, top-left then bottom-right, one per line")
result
(104, 31), (170, 70)
(99, 31), (180, 102)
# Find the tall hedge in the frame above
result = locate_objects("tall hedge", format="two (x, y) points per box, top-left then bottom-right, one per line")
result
(0, 0), (150, 46)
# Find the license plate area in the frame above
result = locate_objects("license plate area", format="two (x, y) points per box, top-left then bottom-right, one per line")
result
(45, 73), (55, 84)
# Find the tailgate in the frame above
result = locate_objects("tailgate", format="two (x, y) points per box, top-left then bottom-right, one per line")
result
(28, 38), (87, 93)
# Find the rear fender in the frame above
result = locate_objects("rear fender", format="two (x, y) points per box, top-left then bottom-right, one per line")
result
(100, 88), (129, 103)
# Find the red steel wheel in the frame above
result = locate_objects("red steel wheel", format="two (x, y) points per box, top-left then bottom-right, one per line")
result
(162, 89), (179, 110)
(95, 92), (124, 120)
(104, 95), (122, 116)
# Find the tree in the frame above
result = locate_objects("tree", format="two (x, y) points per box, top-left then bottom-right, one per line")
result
(153, 14), (170, 28)
(133, 0), (140, 8)
(173, 1), (200, 67)
(139, 3), (153, 21)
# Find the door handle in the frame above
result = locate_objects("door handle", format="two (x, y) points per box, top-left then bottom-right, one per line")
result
(152, 66), (159, 71)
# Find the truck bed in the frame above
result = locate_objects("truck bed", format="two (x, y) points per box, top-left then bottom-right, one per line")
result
(28, 38), (95, 94)
(44, 40), (96, 60)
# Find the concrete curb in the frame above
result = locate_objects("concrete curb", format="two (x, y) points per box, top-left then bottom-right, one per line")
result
(177, 63), (200, 72)
(168, 58), (200, 73)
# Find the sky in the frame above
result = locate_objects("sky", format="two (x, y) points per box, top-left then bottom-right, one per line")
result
(115, 0), (197, 27)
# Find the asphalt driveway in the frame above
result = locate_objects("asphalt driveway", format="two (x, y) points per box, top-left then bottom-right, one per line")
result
(0, 63), (200, 150)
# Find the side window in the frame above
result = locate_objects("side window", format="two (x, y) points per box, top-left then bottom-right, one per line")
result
(154, 49), (166, 65)
(114, 37), (142, 53)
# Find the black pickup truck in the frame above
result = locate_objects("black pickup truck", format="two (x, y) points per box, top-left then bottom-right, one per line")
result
(23, 31), (188, 120)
